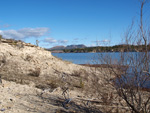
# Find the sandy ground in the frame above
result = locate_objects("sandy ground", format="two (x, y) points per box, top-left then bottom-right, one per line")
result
(0, 79), (103, 113)
(0, 79), (70, 113)
(0, 39), (127, 113)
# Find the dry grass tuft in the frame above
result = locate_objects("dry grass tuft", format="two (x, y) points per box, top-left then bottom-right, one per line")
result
(28, 68), (41, 77)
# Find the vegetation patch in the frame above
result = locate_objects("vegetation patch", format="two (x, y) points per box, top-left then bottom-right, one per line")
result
(28, 68), (41, 77)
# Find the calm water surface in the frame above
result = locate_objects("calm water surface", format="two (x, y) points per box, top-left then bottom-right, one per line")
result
(52, 52), (120, 64)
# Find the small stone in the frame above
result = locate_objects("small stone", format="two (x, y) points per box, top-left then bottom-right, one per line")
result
(0, 108), (5, 111)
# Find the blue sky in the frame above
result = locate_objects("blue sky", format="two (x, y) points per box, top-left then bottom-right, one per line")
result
(0, 0), (149, 48)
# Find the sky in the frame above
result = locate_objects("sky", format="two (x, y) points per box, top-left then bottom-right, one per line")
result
(0, 0), (150, 48)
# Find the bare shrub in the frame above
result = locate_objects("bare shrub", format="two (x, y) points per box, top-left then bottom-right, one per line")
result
(73, 77), (85, 89)
(36, 77), (62, 90)
(46, 78), (61, 89)
(79, 78), (84, 89)
(28, 68), (41, 77)
(36, 40), (39, 47)
(25, 55), (33, 61)
(0, 56), (6, 68)
(0, 54), (6, 84)
(0, 35), (2, 43)
(71, 70), (81, 77)
(95, 0), (150, 112)
(0, 53), (6, 70)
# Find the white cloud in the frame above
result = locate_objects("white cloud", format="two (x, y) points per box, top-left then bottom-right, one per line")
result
(58, 40), (68, 44)
(43, 38), (57, 43)
(0, 24), (11, 28)
(89, 43), (96, 47)
(43, 38), (68, 45)
(0, 30), (24, 39)
(102, 39), (110, 42)
(18, 28), (49, 38)
(0, 27), (49, 39)
(73, 38), (79, 40)
(91, 39), (110, 46)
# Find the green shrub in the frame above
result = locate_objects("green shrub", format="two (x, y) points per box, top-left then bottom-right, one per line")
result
(79, 78), (84, 89)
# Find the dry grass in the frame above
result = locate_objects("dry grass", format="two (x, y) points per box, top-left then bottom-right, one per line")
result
(25, 55), (33, 61)
(71, 70), (81, 77)
(28, 68), (41, 77)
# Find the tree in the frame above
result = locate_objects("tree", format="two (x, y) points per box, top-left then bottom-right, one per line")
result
(36, 39), (39, 47)
(98, 0), (150, 112)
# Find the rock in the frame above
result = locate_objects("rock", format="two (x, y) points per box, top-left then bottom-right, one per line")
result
(0, 108), (5, 111)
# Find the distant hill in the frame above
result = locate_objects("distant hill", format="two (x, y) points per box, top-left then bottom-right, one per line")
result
(48, 44), (150, 53)
(50, 44), (86, 51)
(65, 44), (86, 49)
(50, 46), (65, 50)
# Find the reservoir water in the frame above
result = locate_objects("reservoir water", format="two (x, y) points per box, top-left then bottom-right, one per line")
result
(52, 53), (96, 64)
(52, 52), (121, 64)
